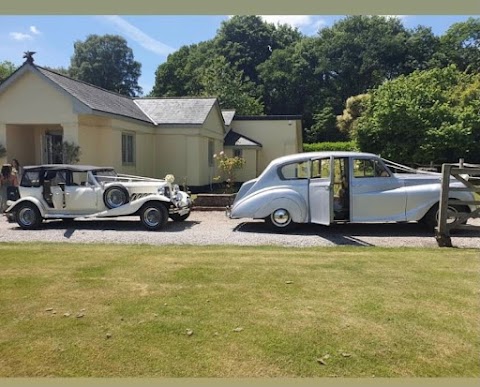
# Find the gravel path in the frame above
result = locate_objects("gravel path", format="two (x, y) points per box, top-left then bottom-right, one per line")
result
(1, 211), (479, 249)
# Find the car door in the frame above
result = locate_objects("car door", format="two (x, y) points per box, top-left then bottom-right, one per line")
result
(350, 157), (407, 222)
(309, 156), (334, 225)
(64, 170), (99, 213)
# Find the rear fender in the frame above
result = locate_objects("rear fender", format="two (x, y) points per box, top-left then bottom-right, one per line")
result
(232, 188), (307, 223)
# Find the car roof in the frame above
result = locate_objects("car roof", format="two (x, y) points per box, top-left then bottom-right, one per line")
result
(269, 151), (379, 166)
(23, 164), (115, 172)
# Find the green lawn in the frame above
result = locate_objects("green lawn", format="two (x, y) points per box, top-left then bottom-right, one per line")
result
(0, 243), (479, 377)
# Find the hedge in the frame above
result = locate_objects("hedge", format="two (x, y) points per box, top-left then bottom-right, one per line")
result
(303, 141), (358, 152)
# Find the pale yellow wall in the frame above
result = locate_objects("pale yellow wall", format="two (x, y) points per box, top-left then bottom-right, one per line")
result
(224, 147), (258, 183)
(154, 132), (222, 187)
(0, 71), (77, 125)
(153, 106), (225, 187)
(5, 125), (35, 166)
(77, 116), (112, 167)
(110, 117), (156, 177)
(0, 71), (79, 163)
(231, 119), (302, 175)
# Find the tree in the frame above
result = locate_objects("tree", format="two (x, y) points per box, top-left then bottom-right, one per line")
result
(356, 66), (480, 164)
(215, 16), (302, 84)
(439, 17), (480, 73)
(150, 41), (215, 97)
(336, 94), (370, 138)
(258, 37), (321, 116)
(0, 61), (16, 83)
(200, 56), (264, 115)
(403, 26), (441, 72)
(69, 34), (142, 96)
(315, 16), (411, 107)
(305, 106), (345, 143)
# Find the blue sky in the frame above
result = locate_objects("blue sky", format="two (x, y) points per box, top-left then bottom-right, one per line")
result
(0, 15), (477, 95)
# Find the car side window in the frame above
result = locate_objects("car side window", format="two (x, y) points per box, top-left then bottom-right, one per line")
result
(21, 171), (41, 187)
(44, 171), (67, 186)
(279, 161), (309, 180)
(70, 171), (89, 186)
(353, 159), (390, 178)
(311, 158), (331, 179)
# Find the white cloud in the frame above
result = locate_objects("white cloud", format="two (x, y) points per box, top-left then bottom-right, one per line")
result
(9, 32), (33, 41)
(101, 15), (176, 56)
(379, 15), (408, 20)
(30, 26), (41, 35)
(258, 15), (316, 29)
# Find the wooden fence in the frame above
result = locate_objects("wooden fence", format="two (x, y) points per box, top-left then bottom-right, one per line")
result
(435, 161), (480, 247)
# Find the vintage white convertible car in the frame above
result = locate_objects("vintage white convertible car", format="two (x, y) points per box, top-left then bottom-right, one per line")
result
(4, 164), (192, 231)
(227, 151), (476, 231)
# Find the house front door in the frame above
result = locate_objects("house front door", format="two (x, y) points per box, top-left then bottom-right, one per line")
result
(43, 132), (63, 164)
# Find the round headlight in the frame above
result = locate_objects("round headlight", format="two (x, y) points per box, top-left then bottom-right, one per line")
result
(173, 184), (180, 194)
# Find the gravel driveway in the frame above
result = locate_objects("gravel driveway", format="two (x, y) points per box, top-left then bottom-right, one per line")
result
(1, 210), (479, 248)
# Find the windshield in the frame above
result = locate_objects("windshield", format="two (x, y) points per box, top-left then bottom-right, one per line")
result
(91, 169), (118, 183)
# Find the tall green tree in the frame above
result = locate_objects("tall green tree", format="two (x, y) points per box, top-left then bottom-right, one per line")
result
(439, 17), (480, 73)
(150, 41), (214, 97)
(316, 16), (411, 107)
(356, 66), (480, 164)
(258, 37), (322, 116)
(215, 16), (302, 84)
(0, 61), (16, 83)
(305, 106), (345, 143)
(200, 56), (264, 115)
(70, 34), (142, 96)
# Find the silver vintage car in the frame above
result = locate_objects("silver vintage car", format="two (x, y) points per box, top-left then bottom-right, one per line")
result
(227, 151), (476, 231)
(4, 165), (192, 231)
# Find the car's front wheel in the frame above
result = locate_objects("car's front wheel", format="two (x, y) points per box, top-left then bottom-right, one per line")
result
(421, 203), (468, 231)
(16, 202), (42, 230)
(265, 208), (297, 232)
(139, 203), (169, 231)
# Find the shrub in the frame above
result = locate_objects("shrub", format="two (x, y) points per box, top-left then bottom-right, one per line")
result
(213, 151), (246, 193)
(303, 141), (358, 152)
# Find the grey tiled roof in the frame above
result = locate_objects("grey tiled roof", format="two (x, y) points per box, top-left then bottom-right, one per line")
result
(224, 130), (262, 147)
(36, 66), (153, 124)
(134, 98), (218, 125)
(6, 64), (225, 127)
(221, 110), (236, 126)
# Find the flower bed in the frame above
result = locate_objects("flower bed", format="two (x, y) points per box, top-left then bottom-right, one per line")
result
(193, 193), (236, 211)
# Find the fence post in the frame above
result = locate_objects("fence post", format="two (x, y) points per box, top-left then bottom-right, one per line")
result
(435, 164), (453, 247)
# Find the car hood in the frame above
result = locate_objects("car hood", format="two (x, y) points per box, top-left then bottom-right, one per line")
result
(393, 172), (468, 188)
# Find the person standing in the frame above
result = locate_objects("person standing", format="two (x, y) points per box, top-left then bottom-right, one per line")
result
(0, 164), (18, 213)
(12, 159), (22, 183)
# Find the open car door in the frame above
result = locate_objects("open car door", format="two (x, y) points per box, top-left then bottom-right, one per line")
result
(309, 156), (334, 225)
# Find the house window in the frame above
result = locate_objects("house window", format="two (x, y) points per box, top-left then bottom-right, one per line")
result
(122, 133), (135, 165)
(233, 149), (243, 158)
(208, 140), (214, 167)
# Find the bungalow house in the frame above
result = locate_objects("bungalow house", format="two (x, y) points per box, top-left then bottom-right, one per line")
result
(0, 58), (302, 190)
